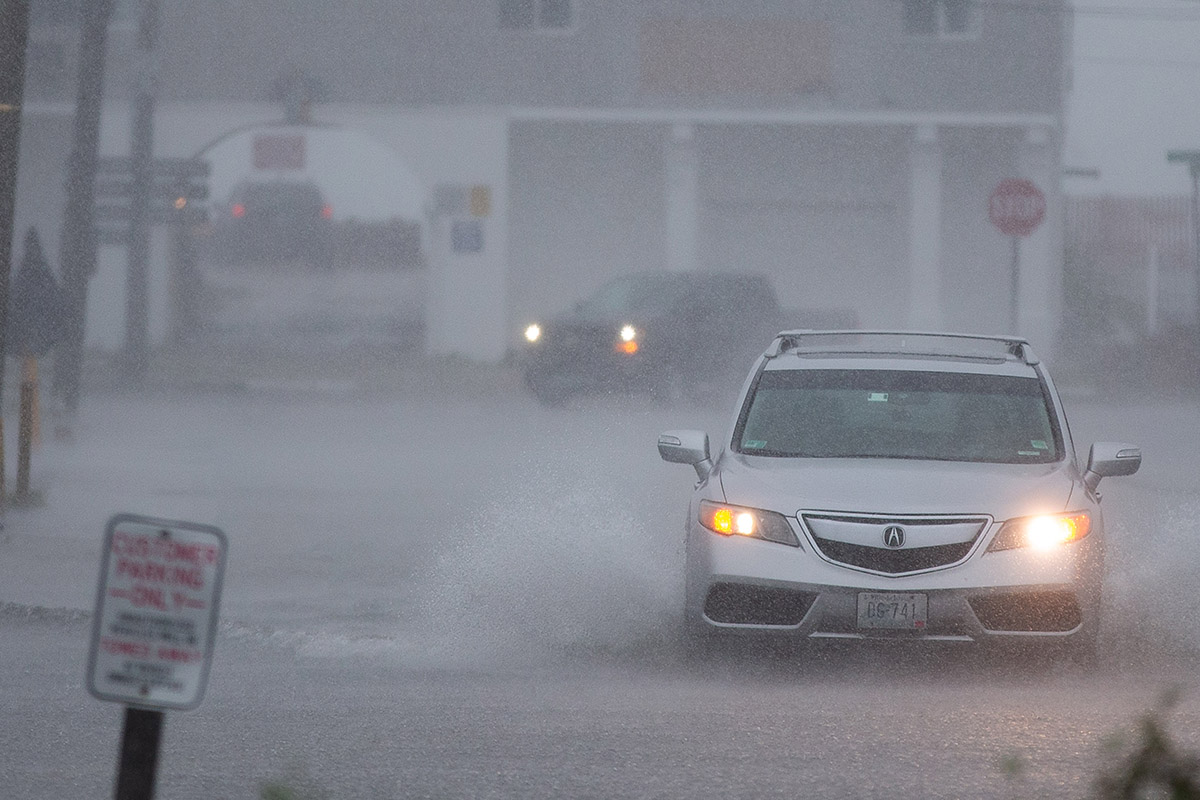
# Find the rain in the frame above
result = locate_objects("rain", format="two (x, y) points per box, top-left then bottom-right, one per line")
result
(3, 1), (1200, 798)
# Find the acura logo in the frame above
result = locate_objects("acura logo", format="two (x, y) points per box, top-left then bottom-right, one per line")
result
(882, 525), (906, 548)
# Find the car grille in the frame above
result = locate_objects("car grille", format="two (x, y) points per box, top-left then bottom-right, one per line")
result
(802, 513), (989, 576)
(811, 538), (975, 574)
(704, 583), (817, 626)
(969, 591), (1082, 632)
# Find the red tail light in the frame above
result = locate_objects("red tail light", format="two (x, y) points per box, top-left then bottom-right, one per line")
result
(231, 203), (246, 219)
(320, 204), (333, 220)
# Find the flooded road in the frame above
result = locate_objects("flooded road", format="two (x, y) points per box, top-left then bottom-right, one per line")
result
(1, 377), (1197, 798)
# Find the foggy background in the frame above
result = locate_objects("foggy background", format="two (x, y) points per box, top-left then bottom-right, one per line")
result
(4, 1), (1200, 798)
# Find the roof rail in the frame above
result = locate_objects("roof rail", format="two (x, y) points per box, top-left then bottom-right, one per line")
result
(765, 330), (1040, 365)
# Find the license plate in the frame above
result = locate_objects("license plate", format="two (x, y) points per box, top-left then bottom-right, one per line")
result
(857, 592), (928, 630)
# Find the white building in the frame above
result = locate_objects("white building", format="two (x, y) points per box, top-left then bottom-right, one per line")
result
(17, 0), (1071, 361)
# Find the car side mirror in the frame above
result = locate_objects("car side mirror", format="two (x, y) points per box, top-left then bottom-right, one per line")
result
(1083, 442), (1141, 494)
(658, 429), (712, 481)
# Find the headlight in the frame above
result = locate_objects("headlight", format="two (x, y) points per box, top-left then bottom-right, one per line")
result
(524, 323), (542, 343)
(698, 500), (799, 547)
(616, 324), (639, 354)
(988, 511), (1092, 552)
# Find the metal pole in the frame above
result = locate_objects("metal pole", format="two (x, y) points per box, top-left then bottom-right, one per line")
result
(53, 0), (117, 411)
(1191, 164), (1200, 332)
(169, 223), (199, 345)
(15, 366), (32, 501)
(0, 0), (31, 403)
(1010, 235), (1020, 333)
(1147, 245), (1160, 337)
(114, 706), (164, 800)
(124, 0), (160, 382)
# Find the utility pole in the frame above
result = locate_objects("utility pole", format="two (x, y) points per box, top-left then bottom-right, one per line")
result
(123, 0), (160, 383)
(1167, 150), (1200, 344)
(53, 0), (117, 412)
(0, 0), (31, 401)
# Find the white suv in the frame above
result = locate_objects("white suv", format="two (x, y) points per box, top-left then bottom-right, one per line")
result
(658, 331), (1141, 662)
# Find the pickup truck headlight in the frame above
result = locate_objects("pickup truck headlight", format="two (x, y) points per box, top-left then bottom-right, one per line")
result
(699, 500), (799, 547)
(524, 323), (542, 343)
(988, 511), (1091, 552)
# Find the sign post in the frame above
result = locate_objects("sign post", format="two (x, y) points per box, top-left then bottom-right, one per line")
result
(87, 514), (227, 800)
(988, 178), (1046, 333)
(0, 0), (32, 411)
(93, 156), (210, 246)
(1166, 150), (1200, 333)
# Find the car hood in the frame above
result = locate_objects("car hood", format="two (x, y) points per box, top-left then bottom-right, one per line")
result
(716, 454), (1080, 520)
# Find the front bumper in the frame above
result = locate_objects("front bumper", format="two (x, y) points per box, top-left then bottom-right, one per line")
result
(685, 524), (1103, 643)
(522, 346), (654, 397)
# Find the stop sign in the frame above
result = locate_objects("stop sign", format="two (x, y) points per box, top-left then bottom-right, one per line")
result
(988, 179), (1045, 237)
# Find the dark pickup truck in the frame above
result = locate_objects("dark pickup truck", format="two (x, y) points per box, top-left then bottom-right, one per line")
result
(518, 271), (855, 406)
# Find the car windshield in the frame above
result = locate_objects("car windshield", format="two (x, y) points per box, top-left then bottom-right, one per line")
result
(735, 368), (1061, 463)
(575, 274), (692, 320)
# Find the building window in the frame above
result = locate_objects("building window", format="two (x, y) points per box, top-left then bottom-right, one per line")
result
(25, 39), (67, 96)
(29, 0), (137, 27)
(499, 0), (575, 31)
(904, 0), (978, 38)
(29, 0), (81, 26)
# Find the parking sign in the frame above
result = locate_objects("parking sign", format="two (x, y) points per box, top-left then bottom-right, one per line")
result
(87, 514), (227, 711)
